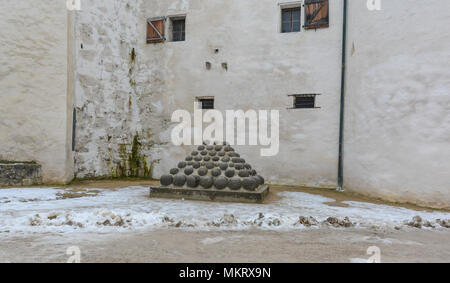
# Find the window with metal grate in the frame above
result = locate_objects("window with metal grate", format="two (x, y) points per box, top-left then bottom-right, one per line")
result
(281, 7), (301, 33)
(171, 18), (186, 42)
(289, 94), (320, 109)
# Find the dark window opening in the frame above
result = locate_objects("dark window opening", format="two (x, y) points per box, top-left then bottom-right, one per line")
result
(292, 94), (319, 109)
(171, 18), (186, 42)
(199, 98), (214, 110)
(281, 7), (301, 33)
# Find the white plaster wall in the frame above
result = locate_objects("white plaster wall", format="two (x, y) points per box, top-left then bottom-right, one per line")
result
(140, 0), (344, 187)
(73, 0), (168, 178)
(344, 0), (450, 209)
(0, 0), (72, 183)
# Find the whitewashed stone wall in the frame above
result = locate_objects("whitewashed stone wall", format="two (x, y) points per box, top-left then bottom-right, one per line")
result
(344, 0), (450, 209)
(73, 0), (344, 186)
(0, 0), (72, 183)
(2, 0), (448, 208)
(73, 0), (170, 178)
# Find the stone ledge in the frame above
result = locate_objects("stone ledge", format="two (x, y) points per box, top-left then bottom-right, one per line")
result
(0, 163), (42, 186)
(149, 185), (269, 204)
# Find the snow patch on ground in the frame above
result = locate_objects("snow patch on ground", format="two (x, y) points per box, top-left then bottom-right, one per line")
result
(0, 186), (449, 235)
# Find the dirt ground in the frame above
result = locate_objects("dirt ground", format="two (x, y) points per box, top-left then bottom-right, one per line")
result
(1, 228), (449, 263)
(0, 180), (449, 263)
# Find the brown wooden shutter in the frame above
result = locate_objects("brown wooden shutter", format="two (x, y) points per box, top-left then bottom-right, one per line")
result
(147, 17), (166, 43)
(304, 0), (329, 30)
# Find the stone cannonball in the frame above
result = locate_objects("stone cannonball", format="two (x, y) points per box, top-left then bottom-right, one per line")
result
(211, 168), (221, 177)
(178, 162), (187, 169)
(244, 163), (252, 170)
(160, 175), (173, 187)
(201, 150), (208, 156)
(214, 176), (228, 190)
(251, 176), (261, 187)
(203, 156), (211, 162)
(187, 161), (194, 166)
(198, 145), (205, 151)
(238, 169), (249, 178)
(206, 145), (214, 151)
(228, 177), (242, 191)
(194, 156), (203, 162)
(242, 177), (257, 191)
(235, 164), (244, 170)
(215, 145), (223, 151)
(209, 151), (217, 156)
(198, 167), (208, 176)
(184, 167), (194, 176)
(225, 169), (235, 178)
(173, 174), (186, 186)
(212, 157), (220, 162)
(221, 157), (230, 163)
(192, 162), (201, 169)
(229, 163), (235, 168)
(255, 175), (265, 186)
(191, 151), (199, 156)
(231, 157), (242, 164)
(219, 163), (228, 171)
(186, 175), (200, 188)
(250, 169), (257, 176)
(200, 176), (214, 189)
(206, 162), (215, 169)
(185, 156), (193, 161)
(218, 151), (225, 157)
(229, 152), (240, 158)
(224, 146), (232, 152)
(170, 168), (179, 175)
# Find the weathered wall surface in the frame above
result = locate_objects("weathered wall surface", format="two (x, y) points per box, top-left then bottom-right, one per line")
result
(0, 0), (72, 183)
(74, 0), (344, 187)
(73, 0), (170, 179)
(138, 0), (344, 187)
(344, 0), (450, 208)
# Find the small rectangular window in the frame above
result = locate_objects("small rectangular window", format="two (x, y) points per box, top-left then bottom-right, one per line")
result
(281, 7), (301, 33)
(171, 18), (186, 42)
(199, 98), (214, 110)
(291, 94), (319, 109)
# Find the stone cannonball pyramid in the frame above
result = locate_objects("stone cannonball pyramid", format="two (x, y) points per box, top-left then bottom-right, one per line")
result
(149, 142), (269, 203)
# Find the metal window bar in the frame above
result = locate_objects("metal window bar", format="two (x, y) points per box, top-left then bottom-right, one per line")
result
(288, 94), (321, 109)
(282, 7), (301, 33)
(172, 19), (185, 42)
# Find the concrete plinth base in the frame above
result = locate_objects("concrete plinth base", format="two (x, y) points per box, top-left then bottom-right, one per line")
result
(149, 185), (269, 204)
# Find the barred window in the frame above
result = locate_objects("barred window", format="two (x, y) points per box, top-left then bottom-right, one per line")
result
(281, 7), (301, 33)
(171, 18), (186, 42)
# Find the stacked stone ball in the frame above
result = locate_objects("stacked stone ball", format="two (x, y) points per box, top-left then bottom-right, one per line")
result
(160, 143), (265, 191)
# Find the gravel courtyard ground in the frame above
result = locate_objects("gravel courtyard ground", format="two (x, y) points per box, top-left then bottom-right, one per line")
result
(0, 180), (449, 263)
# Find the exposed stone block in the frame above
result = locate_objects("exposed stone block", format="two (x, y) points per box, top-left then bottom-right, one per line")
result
(0, 162), (42, 186)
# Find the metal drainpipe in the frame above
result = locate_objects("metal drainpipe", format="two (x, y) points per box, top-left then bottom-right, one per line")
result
(337, 0), (348, 191)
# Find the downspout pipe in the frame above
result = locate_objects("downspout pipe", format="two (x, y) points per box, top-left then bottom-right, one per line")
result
(337, 0), (348, 190)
